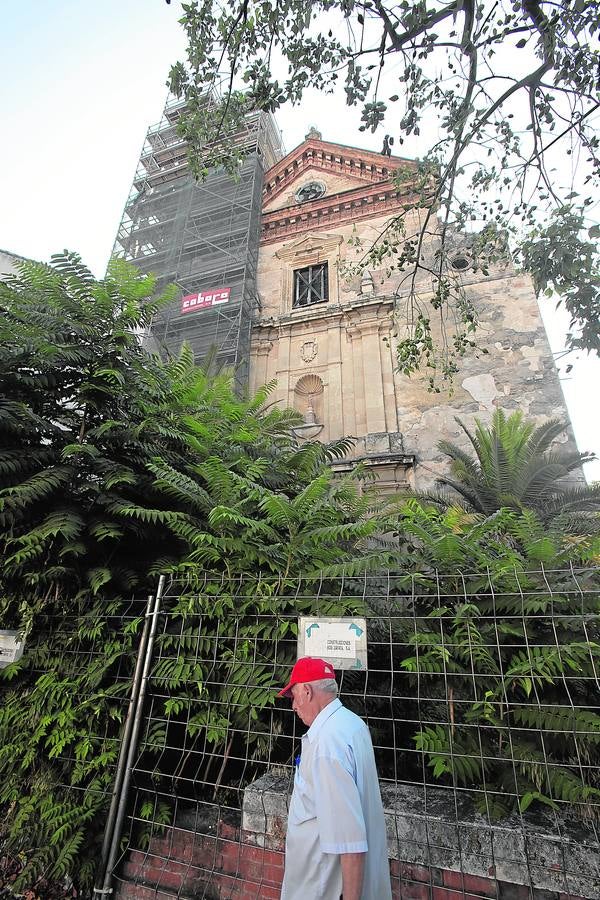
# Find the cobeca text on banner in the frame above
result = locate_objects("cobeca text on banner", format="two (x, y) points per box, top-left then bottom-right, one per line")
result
(181, 287), (231, 314)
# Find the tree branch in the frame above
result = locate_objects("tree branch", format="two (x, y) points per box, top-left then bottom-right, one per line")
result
(372, 0), (459, 50)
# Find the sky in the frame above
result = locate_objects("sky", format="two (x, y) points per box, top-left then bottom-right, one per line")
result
(1, 1), (598, 480)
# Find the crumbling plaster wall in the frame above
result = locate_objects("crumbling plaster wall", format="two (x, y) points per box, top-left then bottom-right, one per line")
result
(393, 267), (574, 487)
(0, 250), (23, 279)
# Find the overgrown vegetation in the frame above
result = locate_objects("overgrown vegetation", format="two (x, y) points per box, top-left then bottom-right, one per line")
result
(0, 254), (390, 892)
(391, 502), (600, 820)
(1, 253), (599, 894)
(418, 408), (600, 524)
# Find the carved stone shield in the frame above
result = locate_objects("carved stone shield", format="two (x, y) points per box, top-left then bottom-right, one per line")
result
(300, 340), (318, 363)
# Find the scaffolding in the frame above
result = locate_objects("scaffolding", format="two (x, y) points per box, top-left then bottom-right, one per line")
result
(112, 95), (283, 391)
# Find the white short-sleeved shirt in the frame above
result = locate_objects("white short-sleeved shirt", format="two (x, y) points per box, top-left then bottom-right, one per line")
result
(281, 699), (392, 900)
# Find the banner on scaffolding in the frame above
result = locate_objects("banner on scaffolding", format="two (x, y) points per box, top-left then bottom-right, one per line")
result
(181, 287), (231, 314)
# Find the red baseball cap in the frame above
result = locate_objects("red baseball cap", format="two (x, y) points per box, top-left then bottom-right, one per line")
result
(277, 657), (337, 698)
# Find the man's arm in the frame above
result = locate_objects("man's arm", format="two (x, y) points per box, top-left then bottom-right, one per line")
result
(340, 851), (365, 900)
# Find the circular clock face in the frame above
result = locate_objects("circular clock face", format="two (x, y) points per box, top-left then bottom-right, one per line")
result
(295, 181), (326, 203)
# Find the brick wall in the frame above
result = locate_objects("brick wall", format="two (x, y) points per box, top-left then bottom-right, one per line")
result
(114, 816), (285, 900)
(114, 819), (589, 900)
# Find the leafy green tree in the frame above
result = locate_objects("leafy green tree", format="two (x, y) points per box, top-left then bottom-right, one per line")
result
(419, 409), (600, 523)
(168, 0), (600, 380)
(0, 252), (393, 891)
(0, 252), (365, 610)
(1, 251), (186, 609)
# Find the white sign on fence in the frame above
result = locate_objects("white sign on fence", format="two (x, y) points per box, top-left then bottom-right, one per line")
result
(297, 616), (368, 671)
(0, 630), (24, 668)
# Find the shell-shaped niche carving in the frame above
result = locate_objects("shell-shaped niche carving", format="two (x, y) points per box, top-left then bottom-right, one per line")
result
(294, 374), (324, 425)
(294, 374), (324, 397)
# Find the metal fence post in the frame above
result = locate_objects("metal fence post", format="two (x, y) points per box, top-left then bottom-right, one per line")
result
(93, 575), (165, 897)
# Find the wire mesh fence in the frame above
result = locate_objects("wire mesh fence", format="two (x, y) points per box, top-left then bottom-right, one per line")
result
(0, 594), (150, 891)
(111, 567), (600, 899)
(2, 566), (600, 899)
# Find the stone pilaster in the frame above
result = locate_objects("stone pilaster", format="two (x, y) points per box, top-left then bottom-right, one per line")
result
(251, 339), (273, 394)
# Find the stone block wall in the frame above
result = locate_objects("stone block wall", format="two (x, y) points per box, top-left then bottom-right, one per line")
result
(114, 778), (599, 899)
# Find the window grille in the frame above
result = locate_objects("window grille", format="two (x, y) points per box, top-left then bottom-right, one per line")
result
(293, 263), (329, 308)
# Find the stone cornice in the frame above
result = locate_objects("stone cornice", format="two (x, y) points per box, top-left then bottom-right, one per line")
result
(254, 340), (273, 356)
(252, 294), (395, 334)
(275, 232), (343, 262)
(346, 319), (391, 341)
(331, 452), (415, 472)
(260, 181), (420, 245)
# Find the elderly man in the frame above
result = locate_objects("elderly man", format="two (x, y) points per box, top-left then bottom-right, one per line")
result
(278, 657), (392, 900)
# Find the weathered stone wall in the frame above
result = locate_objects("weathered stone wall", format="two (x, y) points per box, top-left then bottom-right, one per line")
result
(243, 775), (600, 899)
(392, 266), (575, 488)
(252, 210), (424, 493)
(251, 204), (574, 491)
(115, 778), (599, 899)
(0, 249), (23, 279)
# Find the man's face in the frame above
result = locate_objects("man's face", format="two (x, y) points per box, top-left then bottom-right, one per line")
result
(290, 682), (317, 726)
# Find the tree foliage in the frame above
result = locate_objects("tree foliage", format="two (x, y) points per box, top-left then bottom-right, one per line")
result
(0, 253), (392, 891)
(169, 0), (600, 380)
(418, 409), (600, 522)
(0, 252), (190, 611)
(2, 254), (599, 891)
(0, 253), (384, 611)
(391, 501), (600, 820)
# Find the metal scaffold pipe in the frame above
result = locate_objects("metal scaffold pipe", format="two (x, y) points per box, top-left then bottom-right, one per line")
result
(93, 574), (166, 897)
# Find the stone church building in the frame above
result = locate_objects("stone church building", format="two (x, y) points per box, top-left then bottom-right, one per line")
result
(249, 130), (571, 492)
(109, 99), (575, 495)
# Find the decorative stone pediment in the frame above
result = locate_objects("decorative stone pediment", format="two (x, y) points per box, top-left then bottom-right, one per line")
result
(275, 232), (343, 263)
(262, 137), (416, 210)
(260, 140), (422, 244)
(262, 167), (369, 214)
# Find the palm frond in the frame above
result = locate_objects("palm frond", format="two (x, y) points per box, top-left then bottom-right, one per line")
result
(433, 411), (593, 522)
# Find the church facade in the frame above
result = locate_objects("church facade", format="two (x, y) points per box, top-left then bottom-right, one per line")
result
(249, 131), (572, 491)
